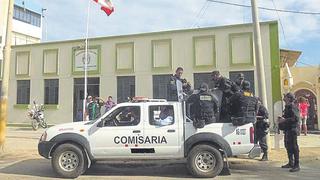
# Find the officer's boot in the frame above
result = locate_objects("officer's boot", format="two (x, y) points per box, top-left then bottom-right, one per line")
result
(260, 152), (268, 161)
(290, 151), (300, 172)
(281, 154), (294, 168)
(290, 164), (300, 172)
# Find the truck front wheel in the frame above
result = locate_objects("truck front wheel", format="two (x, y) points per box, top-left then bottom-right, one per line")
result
(187, 144), (223, 178)
(51, 143), (87, 178)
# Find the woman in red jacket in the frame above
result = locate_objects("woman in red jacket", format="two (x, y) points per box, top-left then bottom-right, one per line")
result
(298, 97), (310, 135)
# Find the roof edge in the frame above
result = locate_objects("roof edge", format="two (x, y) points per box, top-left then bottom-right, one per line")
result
(12, 20), (278, 48)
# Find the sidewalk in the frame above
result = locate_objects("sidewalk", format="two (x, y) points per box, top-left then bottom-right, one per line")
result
(270, 133), (320, 149)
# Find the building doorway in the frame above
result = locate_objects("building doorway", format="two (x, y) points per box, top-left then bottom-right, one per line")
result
(295, 89), (318, 130)
(73, 78), (100, 122)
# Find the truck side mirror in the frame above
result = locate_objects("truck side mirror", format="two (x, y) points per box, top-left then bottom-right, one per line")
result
(97, 120), (104, 127)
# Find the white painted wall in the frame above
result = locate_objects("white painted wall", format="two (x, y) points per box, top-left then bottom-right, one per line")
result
(12, 19), (42, 39)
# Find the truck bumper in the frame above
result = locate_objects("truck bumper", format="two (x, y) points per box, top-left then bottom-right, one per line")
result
(248, 144), (261, 159)
(38, 141), (56, 159)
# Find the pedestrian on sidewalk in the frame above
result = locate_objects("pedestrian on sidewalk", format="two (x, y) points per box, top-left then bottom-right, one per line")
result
(94, 97), (105, 118)
(86, 96), (96, 121)
(105, 96), (116, 113)
(299, 97), (310, 136)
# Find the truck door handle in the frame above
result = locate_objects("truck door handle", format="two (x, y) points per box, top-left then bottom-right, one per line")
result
(167, 129), (175, 133)
(133, 130), (141, 133)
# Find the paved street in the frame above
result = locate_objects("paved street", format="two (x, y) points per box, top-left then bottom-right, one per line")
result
(0, 127), (320, 179)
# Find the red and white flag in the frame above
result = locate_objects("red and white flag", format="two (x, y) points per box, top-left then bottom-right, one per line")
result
(93, 0), (114, 16)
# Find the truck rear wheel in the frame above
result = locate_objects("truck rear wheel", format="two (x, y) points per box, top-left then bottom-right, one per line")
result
(52, 143), (87, 178)
(187, 144), (223, 178)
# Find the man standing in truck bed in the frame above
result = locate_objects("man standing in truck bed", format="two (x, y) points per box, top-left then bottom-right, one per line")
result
(211, 70), (238, 121)
(167, 67), (191, 101)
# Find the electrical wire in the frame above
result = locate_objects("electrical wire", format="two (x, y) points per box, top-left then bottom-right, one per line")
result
(296, 60), (315, 67)
(271, 0), (289, 48)
(191, 0), (209, 27)
(207, 0), (320, 15)
(196, 2), (210, 28)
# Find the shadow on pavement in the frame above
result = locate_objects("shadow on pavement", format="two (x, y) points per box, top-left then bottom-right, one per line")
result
(1, 158), (318, 179)
(0, 159), (194, 179)
(84, 162), (193, 178)
(0, 159), (58, 178)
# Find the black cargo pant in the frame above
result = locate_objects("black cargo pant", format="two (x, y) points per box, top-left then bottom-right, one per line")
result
(254, 130), (268, 153)
(284, 130), (300, 166)
(220, 94), (230, 122)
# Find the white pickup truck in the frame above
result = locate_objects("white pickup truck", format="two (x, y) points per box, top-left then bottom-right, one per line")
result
(38, 99), (260, 178)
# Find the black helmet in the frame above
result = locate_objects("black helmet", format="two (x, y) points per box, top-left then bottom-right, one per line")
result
(237, 73), (244, 79)
(243, 81), (251, 91)
(284, 92), (296, 102)
(211, 70), (220, 76)
(200, 83), (209, 92)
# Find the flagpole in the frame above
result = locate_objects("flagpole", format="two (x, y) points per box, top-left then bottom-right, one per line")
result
(83, 0), (91, 121)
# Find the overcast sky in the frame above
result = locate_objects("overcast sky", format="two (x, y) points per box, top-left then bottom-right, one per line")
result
(16, 0), (320, 66)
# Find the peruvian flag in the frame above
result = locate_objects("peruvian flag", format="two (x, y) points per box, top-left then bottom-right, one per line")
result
(93, 0), (114, 16)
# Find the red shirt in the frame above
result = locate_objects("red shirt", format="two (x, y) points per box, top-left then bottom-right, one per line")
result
(299, 102), (309, 117)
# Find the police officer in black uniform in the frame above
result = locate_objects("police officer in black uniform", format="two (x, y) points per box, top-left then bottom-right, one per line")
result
(211, 71), (238, 121)
(211, 71), (237, 97)
(278, 92), (300, 172)
(187, 83), (217, 128)
(229, 81), (258, 126)
(167, 67), (191, 101)
(254, 98), (269, 161)
(235, 73), (245, 89)
(235, 73), (250, 92)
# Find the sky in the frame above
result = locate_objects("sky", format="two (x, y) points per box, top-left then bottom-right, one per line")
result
(15, 0), (320, 66)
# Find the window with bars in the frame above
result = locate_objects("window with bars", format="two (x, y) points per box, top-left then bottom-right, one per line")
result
(44, 79), (59, 104)
(17, 80), (30, 104)
(153, 74), (171, 99)
(193, 73), (215, 90)
(229, 71), (255, 93)
(117, 76), (135, 103)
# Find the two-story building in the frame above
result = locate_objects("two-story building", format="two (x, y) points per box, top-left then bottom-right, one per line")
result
(8, 21), (281, 126)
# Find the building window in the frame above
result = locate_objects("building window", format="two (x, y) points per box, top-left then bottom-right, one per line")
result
(151, 39), (172, 70)
(193, 73), (215, 90)
(17, 80), (30, 104)
(229, 71), (255, 93)
(13, 5), (41, 27)
(117, 76), (135, 103)
(153, 74), (171, 99)
(44, 79), (59, 105)
(229, 33), (253, 66)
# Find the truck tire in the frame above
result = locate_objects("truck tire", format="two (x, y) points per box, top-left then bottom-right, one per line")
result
(51, 143), (87, 178)
(187, 144), (223, 178)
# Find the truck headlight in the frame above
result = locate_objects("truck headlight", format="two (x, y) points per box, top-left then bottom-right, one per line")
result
(40, 131), (47, 142)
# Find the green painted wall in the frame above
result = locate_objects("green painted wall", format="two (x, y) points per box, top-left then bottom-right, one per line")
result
(269, 22), (282, 104)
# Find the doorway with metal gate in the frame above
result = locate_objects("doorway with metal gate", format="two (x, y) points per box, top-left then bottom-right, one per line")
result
(73, 78), (100, 122)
